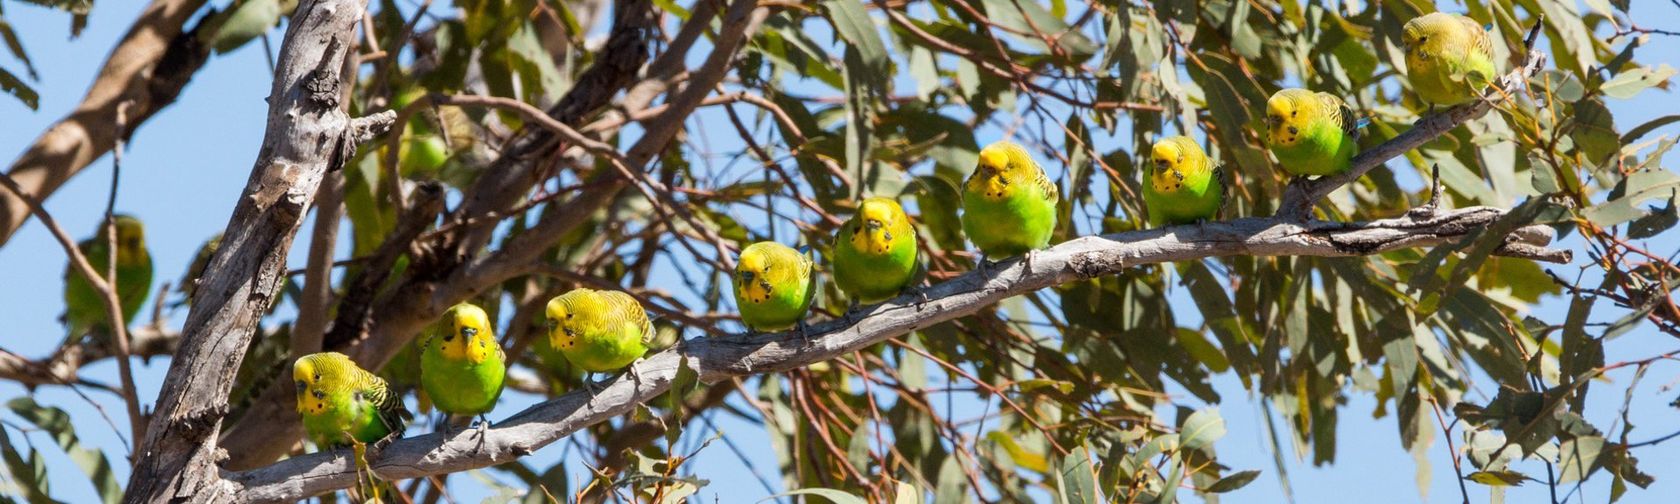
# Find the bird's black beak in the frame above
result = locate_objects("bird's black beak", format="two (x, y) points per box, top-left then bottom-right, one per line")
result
(865, 219), (883, 231)
(295, 380), (307, 394)
(460, 327), (478, 344)
(741, 271), (755, 283)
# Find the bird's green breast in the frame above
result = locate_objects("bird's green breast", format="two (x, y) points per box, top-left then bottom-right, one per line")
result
(562, 323), (648, 372)
(301, 390), (391, 447)
(1271, 121), (1355, 177)
(738, 271), (815, 331)
(420, 348), (505, 415)
(962, 182), (1056, 257)
(1143, 165), (1222, 227)
(834, 233), (917, 304)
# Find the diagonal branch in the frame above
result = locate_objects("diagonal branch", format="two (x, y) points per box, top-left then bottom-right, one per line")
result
(0, 0), (214, 246)
(1276, 36), (1548, 221)
(222, 204), (1569, 503)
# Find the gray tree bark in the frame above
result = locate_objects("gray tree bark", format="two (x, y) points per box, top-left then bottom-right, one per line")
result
(120, 0), (394, 501)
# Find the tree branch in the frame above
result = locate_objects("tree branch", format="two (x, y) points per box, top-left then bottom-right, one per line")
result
(0, 172), (147, 451)
(222, 204), (1569, 502)
(0, 0), (213, 245)
(1275, 44), (1548, 221)
(121, 0), (393, 501)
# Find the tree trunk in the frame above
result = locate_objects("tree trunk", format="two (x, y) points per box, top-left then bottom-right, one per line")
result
(121, 0), (391, 501)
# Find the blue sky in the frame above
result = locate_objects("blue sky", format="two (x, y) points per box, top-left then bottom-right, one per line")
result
(2, 1), (1679, 502)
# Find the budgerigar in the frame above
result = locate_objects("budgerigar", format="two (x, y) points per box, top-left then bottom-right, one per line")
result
(63, 214), (153, 345)
(1266, 89), (1361, 178)
(733, 241), (818, 334)
(833, 197), (919, 305)
(1403, 12), (1497, 107)
(1141, 136), (1224, 227)
(420, 302), (505, 437)
(294, 352), (410, 448)
(961, 141), (1059, 265)
(545, 288), (655, 390)
(293, 352), (411, 501)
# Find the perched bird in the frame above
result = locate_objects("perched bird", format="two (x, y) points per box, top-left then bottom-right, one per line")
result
(173, 233), (221, 309)
(1141, 136), (1224, 227)
(293, 352), (410, 502)
(420, 302), (505, 437)
(833, 197), (920, 306)
(63, 214), (153, 345)
(1402, 12), (1497, 108)
(545, 288), (655, 389)
(294, 352), (410, 448)
(733, 241), (818, 334)
(962, 141), (1059, 264)
(1266, 89), (1361, 178)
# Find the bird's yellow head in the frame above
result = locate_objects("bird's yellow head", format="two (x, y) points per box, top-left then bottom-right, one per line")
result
(1266, 89), (1316, 147)
(1149, 138), (1190, 194)
(546, 289), (605, 350)
(735, 242), (789, 305)
(109, 214), (147, 265)
(847, 197), (907, 255)
(431, 302), (497, 363)
(1402, 13), (1461, 64)
(293, 352), (353, 416)
(968, 141), (1034, 200)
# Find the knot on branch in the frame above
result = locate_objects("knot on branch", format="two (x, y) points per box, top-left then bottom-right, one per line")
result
(1068, 251), (1110, 279)
(304, 69), (340, 108)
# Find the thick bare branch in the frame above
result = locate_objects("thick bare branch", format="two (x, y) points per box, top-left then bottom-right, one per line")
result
(0, 0), (213, 245)
(222, 204), (1568, 503)
(121, 0), (393, 501)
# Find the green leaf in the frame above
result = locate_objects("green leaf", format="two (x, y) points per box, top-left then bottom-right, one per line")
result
(986, 431), (1048, 473)
(892, 479), (921, 504)
(7, 398), (121, 504)
(768, 488), (867, 504)
(822, 0), (888, 78)
(1557, 435), (1605, 483)
(1204, 470), (1260, 493)
(0, 423), (54, 504)
(1053, 448), (1098, 504)
(1465, 470), (1530, 486)
(203, 0), (282, 54)
(0, 65), (38, 110)
(1599, 64), (1677, 99)
(1584, 168), (1680, 228)
(1179, 408), (1226, 452)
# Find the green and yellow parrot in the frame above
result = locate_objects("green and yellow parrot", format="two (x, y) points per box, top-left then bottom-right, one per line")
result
(293, 351), (411, 501)
(1266, 89), (1361, 178)
(63, 214), (153, 345)
(962, 141), (1059, 264)
(833, 197), (919, 306)
(173, 233), (220, 309)
(420, 302), (505, 436)
(733, 241), (817, 334)
(1141, 136), (1224, 227)
(294, 351), (410, 448)
(545, 288), (655, 389)
(1403, 12), (1497, 108)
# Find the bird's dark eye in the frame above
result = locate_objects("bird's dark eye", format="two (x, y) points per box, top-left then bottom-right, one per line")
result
(314, 373), (321, 382)
(566, 313), (574, 319)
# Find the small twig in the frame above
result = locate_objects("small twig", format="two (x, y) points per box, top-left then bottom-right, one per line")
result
(1429, 398), (1471, 504)
(107, 100), (147, 455)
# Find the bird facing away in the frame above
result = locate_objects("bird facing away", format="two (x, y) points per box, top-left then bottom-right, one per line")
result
(1266, 89), (1361, 178)
(545, 288), (655, 388)
(62, 214), (153, 345)
(833, 197), (920, 305)
(733, 241), (818, 333)
(1403, 12), (1497, 107)
(962, 141), (1059, 260)
(1141, 136), (1224, 227)
(293, 352), (410, 449)
(420, 302), (506, 435)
